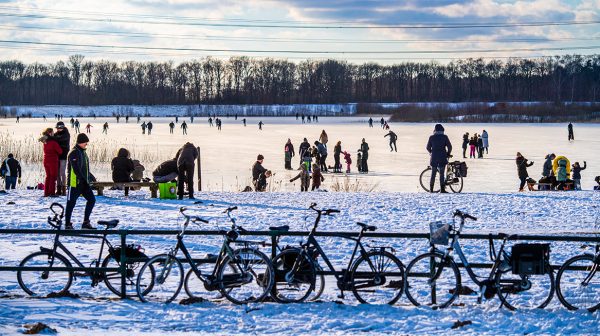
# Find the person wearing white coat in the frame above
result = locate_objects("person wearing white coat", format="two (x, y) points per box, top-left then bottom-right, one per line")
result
(482, 130), (489, 154)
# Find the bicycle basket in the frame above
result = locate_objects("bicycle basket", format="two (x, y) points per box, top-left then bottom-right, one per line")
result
(429, 221), (451, 246)
(510, 243), (550, 275)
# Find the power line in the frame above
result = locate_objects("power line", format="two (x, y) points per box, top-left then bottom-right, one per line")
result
(1, 24), (599, 44)
(1, 12), (599, 29)
(1, 39), (599, 54)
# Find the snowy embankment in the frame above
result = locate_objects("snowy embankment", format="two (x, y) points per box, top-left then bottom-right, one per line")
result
(0, 190), (599, 335)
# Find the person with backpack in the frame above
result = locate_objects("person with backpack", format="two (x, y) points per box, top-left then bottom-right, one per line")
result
(65, 133), (96, 230)
(39, 128), (63, 197)
(384, 130), (398, 152)
(284, 139), (295, 170)
(1, 153), (21, 190)
(572, 161), (587, 190)
(298, 138), (311, 166)
(111, 148), (134, 183)
(516, 152), (534, 192)
(54, 121), (70, 196)
(175, 142), (198, 199)
(290, 164), (310, 192)
(426, 124), (453, 193)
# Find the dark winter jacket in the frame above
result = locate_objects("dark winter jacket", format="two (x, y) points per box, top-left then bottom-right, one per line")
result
(299, 141), (311, 158)
(284, 143), (295, 157)
(67, 145), (93, 188)
(462, 134), (469, 149)
(176, 143), (198, 167)
(111, 148), (134, 183)
(360, 142), (370, 160)
(252, 161), (267, 181)
(426, 132), (453, 166)
(54, 129), (71, 160)
(572, 162), (586, 180)
(542, 156), (554, 177)
(516, 156), (534, 179)
(334, 144), (342, 157)
(469, 138), (476, 146)
(384, 131), (398, 142)
(153, 159), (178, 177)
(1, 157), (21, 177)
(317, 143), (327, 156)
(477, 137), (483, 147)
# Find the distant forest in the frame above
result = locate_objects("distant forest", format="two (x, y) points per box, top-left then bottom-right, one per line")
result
(0, 54), (599, 106)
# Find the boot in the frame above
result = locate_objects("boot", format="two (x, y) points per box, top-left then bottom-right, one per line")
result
(81, 220), (97, 230)
(440, 186), (449, 193)
(64, 222), (74, 230)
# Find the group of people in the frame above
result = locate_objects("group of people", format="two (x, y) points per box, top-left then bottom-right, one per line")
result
(461, 131), (489, 159)
(517, 153), (588, 192)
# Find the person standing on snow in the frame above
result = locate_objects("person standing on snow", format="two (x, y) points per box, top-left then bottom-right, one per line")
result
(516, 152), (534, 192)
(319, 130), (328, 145)
(181, 121), (188, 135)
(169, 121), (175, 134)
(426, 124), (453, 193)
(258, 121), (264, 130)
(384, 130), (398, 152)
(39, 128), (63, 197)
(359, 138), (370, 173)
(65, 133), (96, 230)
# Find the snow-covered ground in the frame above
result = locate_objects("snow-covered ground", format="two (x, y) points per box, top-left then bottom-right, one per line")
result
(1, 117), (599, 192)
(0, 190), (599, 335)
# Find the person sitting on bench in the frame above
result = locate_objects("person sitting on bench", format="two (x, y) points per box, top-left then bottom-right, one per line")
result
(152, 158), (178, 183)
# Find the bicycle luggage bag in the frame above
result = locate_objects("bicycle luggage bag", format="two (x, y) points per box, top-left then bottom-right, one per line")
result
(511, 243), (550, 275)
(452, 161), (468, 178)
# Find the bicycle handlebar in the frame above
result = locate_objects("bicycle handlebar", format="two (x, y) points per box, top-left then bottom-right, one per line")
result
(223, 206), (238, 213)
(453, 210), (477, 221)
(309, 203), (340, 216)
(179, 207), (209, 224)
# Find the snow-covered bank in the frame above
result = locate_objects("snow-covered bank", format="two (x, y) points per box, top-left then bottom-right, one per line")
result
(0, 190), (599, 335)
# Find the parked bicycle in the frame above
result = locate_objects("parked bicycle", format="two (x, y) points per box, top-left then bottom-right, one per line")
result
(405, 210), (555, 310)
(270, 203), (405, 304)
(136, 206), (274, 304)
(555, 215), (600, 312)
(17, 203), (148, 297)
(419, 158), (464, 193)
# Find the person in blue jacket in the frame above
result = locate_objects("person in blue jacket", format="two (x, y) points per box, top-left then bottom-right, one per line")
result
(426, 124), (453, 193)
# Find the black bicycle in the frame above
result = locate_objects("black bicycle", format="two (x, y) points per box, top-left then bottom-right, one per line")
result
(270, 203), (405, 304)
(17, 203), (149, 297)
(405, 210), (554, 310)
(136, 206), (274, 304)
(419, 162), (464, 193)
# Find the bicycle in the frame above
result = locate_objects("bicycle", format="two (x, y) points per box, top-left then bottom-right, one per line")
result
(405, 210), (555, 310)
(270, 203), (405, 304)
(555, 215), (600, 311)
(17, 203), (149, 298)
(419, 158), (463, 193)
(136, 206), (274, 304)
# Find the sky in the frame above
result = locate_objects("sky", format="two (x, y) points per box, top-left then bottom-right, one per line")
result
(0, 0), (599, 64)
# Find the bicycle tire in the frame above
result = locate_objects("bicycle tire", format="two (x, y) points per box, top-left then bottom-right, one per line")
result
(184, 261), (236, 300)
(350, 250), (405, 305)
(405, 252), (460, 309)
(217, 248), (274, 304)
(17, 251), (73, 297)
(136, 254), (183, 303)
(419, 167), (440, 193)
(102, 253), (151, 298)
(556, 254), (600, 312)
(271, 248), (316, 303)
(496, 266), (555, 310)
(447, 171), (464, 193)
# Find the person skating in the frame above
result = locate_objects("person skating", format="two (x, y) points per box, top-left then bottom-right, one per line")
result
(181, 121), (188, 135)
(147, 121), (153, 135)
(568, 123), (574, 141)
(572, 161), (587, 190)
(243, 118), (247, 126)
(333, 141), (342, 173)
(111, 148), (134, 183)
(359, 138), (369, 173)
(175, 116), (179, 123)
(102, 122), (109, 134)
(481, 130), (489, 154)
(298, 138), (311, 166)
(284, 139), (295, 170)
(169, 121), (175, 134)
(208, 117), (213, 127)
(175, 142), (198, 199)
(426, 124), (452, 193)
(368, 117), (373, 128)
(40, 128), (63, 197)
(380, 117), (385, 128)
(152, 158), (179, 183)
(461, 132), (469, 158)
(74, 119), (80, 133)
(311, 164), (324, 191)
(70, 117), (75, 128)
(125, 116), (129, 123)
(516, 152), (534, 192)
(141, 122), (147, 134)
(54, 121), (71, 195)
(65, 133), (96, 230)
(1, 153), (21, 190)
(384, 130), (398, 152)
(252, 154), (268, 191)
(290, 164), (310, 192)
(258, 121), (264, 130)
(217, 118), (222, 130)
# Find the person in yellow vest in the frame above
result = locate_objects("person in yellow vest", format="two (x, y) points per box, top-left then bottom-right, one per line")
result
(64, 134), (96, 230)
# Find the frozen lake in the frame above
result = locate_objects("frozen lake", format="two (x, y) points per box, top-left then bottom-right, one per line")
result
(0, 116), (598, 192)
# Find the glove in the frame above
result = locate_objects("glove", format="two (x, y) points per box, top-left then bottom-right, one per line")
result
(18, 178), (21, 184)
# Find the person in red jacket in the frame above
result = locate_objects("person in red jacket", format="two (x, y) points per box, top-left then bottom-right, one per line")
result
(39, 128), (63, 197)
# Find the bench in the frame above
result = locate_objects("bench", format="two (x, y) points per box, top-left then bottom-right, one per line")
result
(92, 182), (158, 198)
(527, 182), (573, 191)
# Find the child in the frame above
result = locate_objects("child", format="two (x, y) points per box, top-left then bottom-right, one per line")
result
(290, 164), (310, 192)
(311, 164), (324, 191)
(256, 170), (272, 192)
(342, 151), (352, 173)
(556, 158), (569, 190)
(356, 152), (362, 172)
(571, 161), (587, 190)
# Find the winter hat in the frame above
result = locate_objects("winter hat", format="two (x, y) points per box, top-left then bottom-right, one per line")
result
(7, 153), (13, 158)
(434, 124), (445, 132)
(77, 133), (90, 144)
(56, 121), (65, 129)
(257, 154), (264, 161)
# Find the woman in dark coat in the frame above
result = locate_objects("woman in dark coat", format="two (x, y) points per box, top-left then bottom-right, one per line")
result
(111, 148), (134, 183)
(333, 141), (342, 173)
(284, 139), (295, 170)
(516, 152), (534, 192)
(39, 128), (63, 197)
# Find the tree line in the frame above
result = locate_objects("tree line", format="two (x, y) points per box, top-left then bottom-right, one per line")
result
(0, 54), (599, 106)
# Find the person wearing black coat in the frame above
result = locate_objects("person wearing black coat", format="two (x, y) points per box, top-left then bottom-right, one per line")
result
(1, 153), (21, 189)
(333, 141), (342, 173)
(54, 122), (71, 195)
(360, 138), (370, 173)
(384, 131), (398, 152)
(111, 148), (134, 183)
(65, 133), (96, 230)
(284, 139), (295, 170)
(568, 123), (574, 141)
(298, 138), (311, 165)
(426, 124), (453, 193)
(516, 152), (534, 191)
(461, 132), (469, 158)
(175, 142), (198, 199)
(153, 159), (178, 183)
(477, 136), (484, 158)
(252, 154), (268, 191)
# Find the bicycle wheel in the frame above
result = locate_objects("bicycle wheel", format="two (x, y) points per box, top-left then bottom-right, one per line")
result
(405, 252), (460, 309)
(350, 251), (405, 305)
(184, 261), (237, 300)
(271, 248), (316, 303)
(102, 253), (150, 298)
(419, 167), (440, 193)
(309, 263), (325, 302)
(217, 248), (274, 304)
(446, 171), (464, 193)
(496, 267), (555, 310)
(17, 251), (73, 297)
(136, 254), (183, 303)
(556, 254), (600, 311)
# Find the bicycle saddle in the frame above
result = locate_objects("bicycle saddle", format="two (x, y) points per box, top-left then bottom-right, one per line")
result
(269, 225), (289, 232)
(97, 220), (119, 228)
(356, 222), (377, 231)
